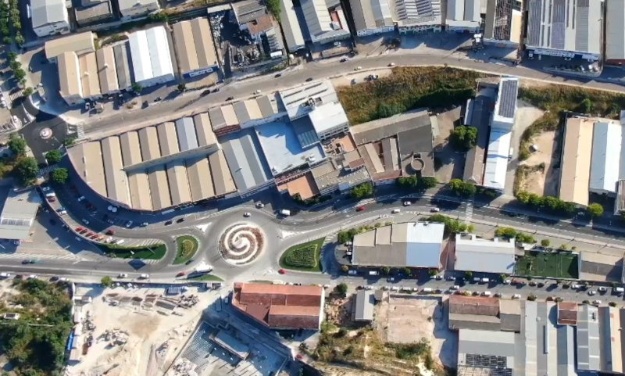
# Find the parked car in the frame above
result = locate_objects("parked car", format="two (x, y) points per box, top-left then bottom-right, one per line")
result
(356, 206), (366, 212)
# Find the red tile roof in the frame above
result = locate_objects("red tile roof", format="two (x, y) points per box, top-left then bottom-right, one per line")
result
(232, 283), (324, 330)
(449, 295), (500, 317)
(557, 302), (578, 326)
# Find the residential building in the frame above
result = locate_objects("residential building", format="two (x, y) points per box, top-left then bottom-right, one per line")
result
(117, 0), (160, 20)
(395, 0), (442, 33)
(351, 222), (445, 268)
(349, 0), (395, 36)
(74, 0), (115, 27)
(590, 120), (622, 195)
(453, 234), (516, 274)
(44, 32), (96, 62)
(353, 290), (375, 322)
(58, 52), (83, 105)
(300, 0), (351, 43)
(605, 0), (625, 66)
(0, 189), (41, 242)
(128, 26), (175, 87)
(483, 0), (523, 47)
(559, 117), (594, 206)
(172, 18), (220, 78)
(445, 0), (481, 33)
(232, 283), (325, 330)
(526, 0), (603, 61)
(279, 0), (305, 51)
(30, 0), (70, 37)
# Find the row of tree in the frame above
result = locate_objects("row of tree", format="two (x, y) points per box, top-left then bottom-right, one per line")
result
(0, 0), (24, 46)
(516, 190), (604, 217)
(427, 214), (474, 235)
(448, 178), (477, 197)
(8, 135), (69, 185)
(7, 52), (26, 87)
(396, 175), (438, 190)
(494, 227), (536, 244)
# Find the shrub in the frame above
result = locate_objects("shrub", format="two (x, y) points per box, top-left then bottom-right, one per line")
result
(587, 203), (604, 217)
(45, 150), (62, 165)
(428, 214), (467, 235)
(450, 125), (478, 151)
(350, 182), (374, 199)
(449, 179), (476, 197)
(50, 168), (69, 184)
(541, 239), (551, 247)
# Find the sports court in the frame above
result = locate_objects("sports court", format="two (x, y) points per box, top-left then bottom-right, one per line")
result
(515, 251), (579, 279)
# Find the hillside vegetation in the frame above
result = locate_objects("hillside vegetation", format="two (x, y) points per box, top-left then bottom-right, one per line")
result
(337, 67), (483, 125)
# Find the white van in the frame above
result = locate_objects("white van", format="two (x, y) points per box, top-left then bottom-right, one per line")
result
(392, 209), (401, 214)
(139, 274), (150, 279)
(280, 209), (291, 216)
(45, 192), (56, 198)
(482, 291), (492, 296)
(614, 287), (624, 295)
(481, 278), (490, 283)
(421, 288), (433, 293)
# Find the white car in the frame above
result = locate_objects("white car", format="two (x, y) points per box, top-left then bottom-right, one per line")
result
(125, 221), (132, 228)
(254, 89), (262, 94)
(592, 300), (602, 306)
(118, 273), (128, 278)
(389, 62), (395, 66)
(392, 209), (401, 214)
(430, 207), (440, 213)
(243, 212), (251, 217)
(139, 274), (150, 279)
(403, 201), (411, 206)
(355, 66), (362, 71)
(512, 294), (521, 299)
(588, 290), (596, 296)
(255, 202), (264, 208)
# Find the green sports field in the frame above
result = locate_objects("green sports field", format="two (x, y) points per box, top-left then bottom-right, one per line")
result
(515, 251), (579, 279)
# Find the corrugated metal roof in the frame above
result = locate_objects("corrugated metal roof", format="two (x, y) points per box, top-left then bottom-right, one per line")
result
(148, 168), (172, 210)
(101, 137), (130, 205)
(256, 95), (275, 118)
(354, 290), (374, 321)
(128, 172), (152, 210)
(606, 0), (625, 61)
(138, 127), (161, 161)
(559, 117), (594, 205)
(193, 113), (218, 147)
(58, 52), (82, 100)
(78, 52), (101, 98)
(279, 0), (305, 50)
(81, 141), (108, 197)
(0, 189), (41, 241)
(590, 121), (622, 193)
(157, 122), (180, 157)
(45, 32), (95, 60)
(172, 17), (218, 75)
(209, 150), (237, 196)
(96, 46), (119, 94)
(119, 131), (142, 167)
(166, 162), (191, 205)
(31, 0), (67, 29)
(454, 235), (516, 274)
(483, 128), (511, 191)
(220, 130), (271, 192)
(577, 304), (601, 371)
(175, 118), (199, 152)
(113, 42), (132, 90)
(186, 157), (215, 201)
(129, 26), (174, 85)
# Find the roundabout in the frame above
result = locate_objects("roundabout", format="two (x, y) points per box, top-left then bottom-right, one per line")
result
(218, 222), (266, 266)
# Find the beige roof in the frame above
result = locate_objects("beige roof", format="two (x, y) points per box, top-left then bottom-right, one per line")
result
(559, 117), (594, 205)
(128, 172), (152, 210)
(209, 150), (236, 196)
(96, 46), (119, 94)
(119, 131), (142, 167)
(156, 122), (179, 156)
(78, 52), (101, 98)
(100, 137), (130, 205)
(148, 168), (172, 210)
(58, 51), (82, 100)
(222, 105), (238, 126)
(69, 142), (107, 198)
(166, 162), (192, 205)
(45, 32), (96, 60)
(138, 127), (161, 161)
(172, 17), (218, 74)
(186, 157), (215, 201)
(193, 113), (217, 147)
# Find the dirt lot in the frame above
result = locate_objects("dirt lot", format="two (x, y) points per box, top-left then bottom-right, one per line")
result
(376, 295), (457, 369)
(66, 285), (220, 376)
(518, 130), (559, 196)
(434, 107), (464, 182)
(331, 68), (393, 88)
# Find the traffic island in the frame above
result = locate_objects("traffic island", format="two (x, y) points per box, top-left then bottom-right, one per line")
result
(99, 243), (167, 260)
(279, 238), (325, 272)
(173, 236), (199, 265)
(218, 223), (265, 266)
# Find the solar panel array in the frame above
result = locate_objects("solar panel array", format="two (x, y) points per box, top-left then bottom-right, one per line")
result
(0, 218), (32, 227)
(526, 0), (542, 46)
(463, 354), (513, 376)
(497, 80), (518, 119)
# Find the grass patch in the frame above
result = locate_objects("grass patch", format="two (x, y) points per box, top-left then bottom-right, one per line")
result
(187, 274), (224, 281)
(279, 238), (325, 271)
(99, 243), (167, 260)
(173, 235), (199, 265)
(337, 67), (483, 125)
(516, 251), (579, 279)
(517, 86), (625, 161)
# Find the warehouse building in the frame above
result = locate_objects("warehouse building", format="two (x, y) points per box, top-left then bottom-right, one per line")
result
(353, 290), (375, 322)
(30, 0), (70, 37)
(118, 0), (160, 19)
(74, 0), (114, 27)
(463, 87), (494, 186)
(209, 96), (278, 137)
(78, 52), (101, 99)
(0, 189), (42, 242)
(67, 114), (235, 211)
(395, 0), (442, 33)
(279, 0), (305, 51)
(590, 120), (623, 195)
(128, 26), (175, 87)
(96, 46), (120, 94)
(113, 43), (132, 91)
(57, 52), (83, 106)
(605, 0), (625, 65)
(300, 0), (351, 43)
(453, 234), (516, 274)
(445, 0), (481, 33)
(220, 129), (273, 194)
(483, 0), (523, 47)
(352, 222), (445, 268)
(526, 0), (603, 61)
(172, 18), (219, 78)
(44, 32), (96, 62)
(349, 0), (395, 36)
(558, 117), (594, 206)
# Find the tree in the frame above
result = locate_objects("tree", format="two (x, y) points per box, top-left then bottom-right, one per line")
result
(350, 182), (374, 199)
(335, 283), (348, 296)
(428, 269), (437, 277)
(13, 67), (25, 82)
(14, 157), (39, 185)
(177, 83), (186, 92)
(9, 60), (20, 71)
(527, 294), (537, 301)
(579, 98), (593, 114)
(449, 126), (478, 151)
(131, 82), (143, 93)
(540, 239), (550, 247)
(587, 203), (604, 217)
(466, 224), (475, 233)
(266, 0), (281, 21)
(382, 266), (391, 275)
(45, 150), (62, 165)
(449, 179), (476, 197)
(495, 227), (517, 239)
(101, 276), (113, 287)
(147, 11), (168, 23)
(8, 135), (26, 156)
(22, 87), (33, 97)
(341, 265), (349, 273)
(50, 168), (69, 184)
(419, 177), (438, 189)
(404, 267), (412, 277)
(464, 271), (473, 280)
(7, 52), (16, 62)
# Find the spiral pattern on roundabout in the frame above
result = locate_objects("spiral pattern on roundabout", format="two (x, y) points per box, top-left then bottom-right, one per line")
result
(218, 223), (265, 266)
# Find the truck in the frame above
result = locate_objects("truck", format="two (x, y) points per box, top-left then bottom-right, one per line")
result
(280, 209), (291, 216)
(194, 263), (214, 274)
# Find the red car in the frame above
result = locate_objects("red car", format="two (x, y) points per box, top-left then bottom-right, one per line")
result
(356, 206), (366, 212)
(105, 229), (115, 235)
(75, 227), (83, 232)
(278, 269), (286, 275)
(176, 271), (186, 277)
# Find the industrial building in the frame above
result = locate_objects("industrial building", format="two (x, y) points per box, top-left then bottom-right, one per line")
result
(128, 26), (175, 87)
(300, 0), (351, 43)
(44, 32), (96, 62)
(232, 283), (325, 330)
(279, 81), (350, 141)
(453, 234), (516, 274)
(30, 0), (70, 37)
(589, 120), (622, 195)
(57, 52), (83, 106)
(353, 290), (375, 322)
(445, 0), (481, 33)
(351, 222), (445, 268)
(483, 0), (523, 46)
(525, 0), (603, 61)
(0, 189), (42, 242)
(220, 129), (273, 195)
(463, 87), (494, 185)
(117, 0), (160, 19)
(558, 117), (595, 206)
(605, 0), (625, 65)
(172, 18), (220, 78)
(395, 0), (442, 33)
(279, 0), (306, 51)
(349, 0), (395, 36)
(113, 43), (132, 90)
(209, 96), (279, 137)
(231, 0), (283, 54)
(96, 46), (120, 94)
(74, 0), (114, 27)
(67, 113), (236, 211)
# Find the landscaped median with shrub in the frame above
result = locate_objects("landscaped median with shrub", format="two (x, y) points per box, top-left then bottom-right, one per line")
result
(279, 238), (326, 271)
(99, 243), (166, 260)
(173, 235), (199, 265)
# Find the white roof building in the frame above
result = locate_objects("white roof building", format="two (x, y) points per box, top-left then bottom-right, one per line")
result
(30, 0), (70, 37)
(118, 0), (160, 19)
(279, 80), (339, 120)
(352, 222), (445, 268)
(483, 129), (511, 191)
(279, 0), (306, 51)
(605, 0), (625, 64)
(128, 26), (175, 87)
(349, 0), (396, 36)
(492, 78), (518, 131)
(526, 0), (602, 59)
(0, 189), (41, 241)
(300, 0), (351, 43)
(395, 0), (442, 32)
(454, 235), (516, 274)
(590, 121), (622, 194)
(446, 0), (481, 32)
(308, 102), (349, 140)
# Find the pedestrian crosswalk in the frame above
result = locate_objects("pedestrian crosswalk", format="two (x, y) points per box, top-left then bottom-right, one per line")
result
(465, 200), (474, 223)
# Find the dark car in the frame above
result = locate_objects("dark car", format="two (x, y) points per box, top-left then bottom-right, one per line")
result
(212, 88), (220, 93)
(176, 218), (185, 223)
(226, 96), (234, 101)
(305, 77), (313, 82)
(200, 89), (211, 97)
(142, 101), (149, 108)
(165, 220), (173, 226)
(275, 73), (282, 78)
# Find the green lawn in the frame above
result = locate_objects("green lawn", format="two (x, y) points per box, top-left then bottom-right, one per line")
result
(516, 251), (579, 279)
(187, 274), (224, 282)
(173, 235), (199, 265)
(279, 238), (325, 272)
(99, 243), (166, 260)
